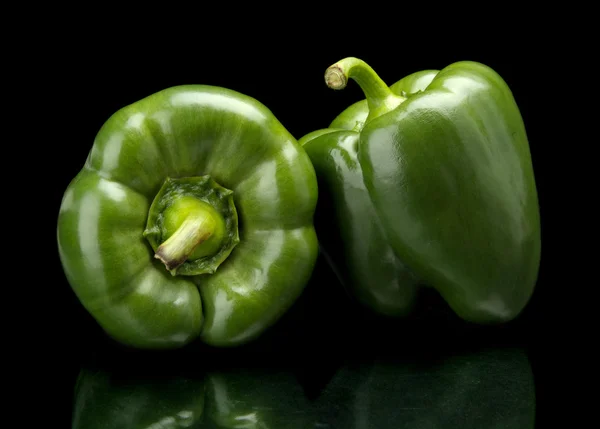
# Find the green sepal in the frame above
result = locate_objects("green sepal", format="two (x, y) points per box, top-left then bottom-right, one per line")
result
(143, 175), (240, 276)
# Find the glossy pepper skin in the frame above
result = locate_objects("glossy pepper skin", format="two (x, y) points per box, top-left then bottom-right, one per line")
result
(300, 58), (540, 323)
(57, 85), (318, 349)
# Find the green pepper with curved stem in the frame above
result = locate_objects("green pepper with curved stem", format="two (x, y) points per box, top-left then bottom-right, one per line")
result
(57, 85), (318, 349)
(300, 57), (540, 323)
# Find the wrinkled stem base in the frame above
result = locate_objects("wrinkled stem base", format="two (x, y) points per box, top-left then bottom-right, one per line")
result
(155, 215), (214, 271)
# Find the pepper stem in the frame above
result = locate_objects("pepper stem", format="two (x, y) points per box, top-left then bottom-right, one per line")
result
(155, 213), (215, 272)
(144, 176), (239, 276)
(324, 57), (406, 123)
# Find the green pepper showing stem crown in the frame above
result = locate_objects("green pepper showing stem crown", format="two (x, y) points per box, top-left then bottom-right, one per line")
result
(300, 57), (540, 323)
(58, 85), (319, 349)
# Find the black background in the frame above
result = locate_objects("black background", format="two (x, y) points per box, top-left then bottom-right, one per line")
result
(40, 27), (567, 427)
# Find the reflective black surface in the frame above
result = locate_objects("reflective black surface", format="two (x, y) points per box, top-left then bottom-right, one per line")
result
(66, 255), (539, 428)
(72, 347), (535, 428)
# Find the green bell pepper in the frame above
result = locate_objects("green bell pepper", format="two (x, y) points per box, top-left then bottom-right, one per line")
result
(300, 57), (540, 323)
(57, 85), (319, 349)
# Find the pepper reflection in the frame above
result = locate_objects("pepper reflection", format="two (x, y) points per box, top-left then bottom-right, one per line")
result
(71, 346), (535, 428)
(71, 365), (313, 428)
(313, 346), (536, 428)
